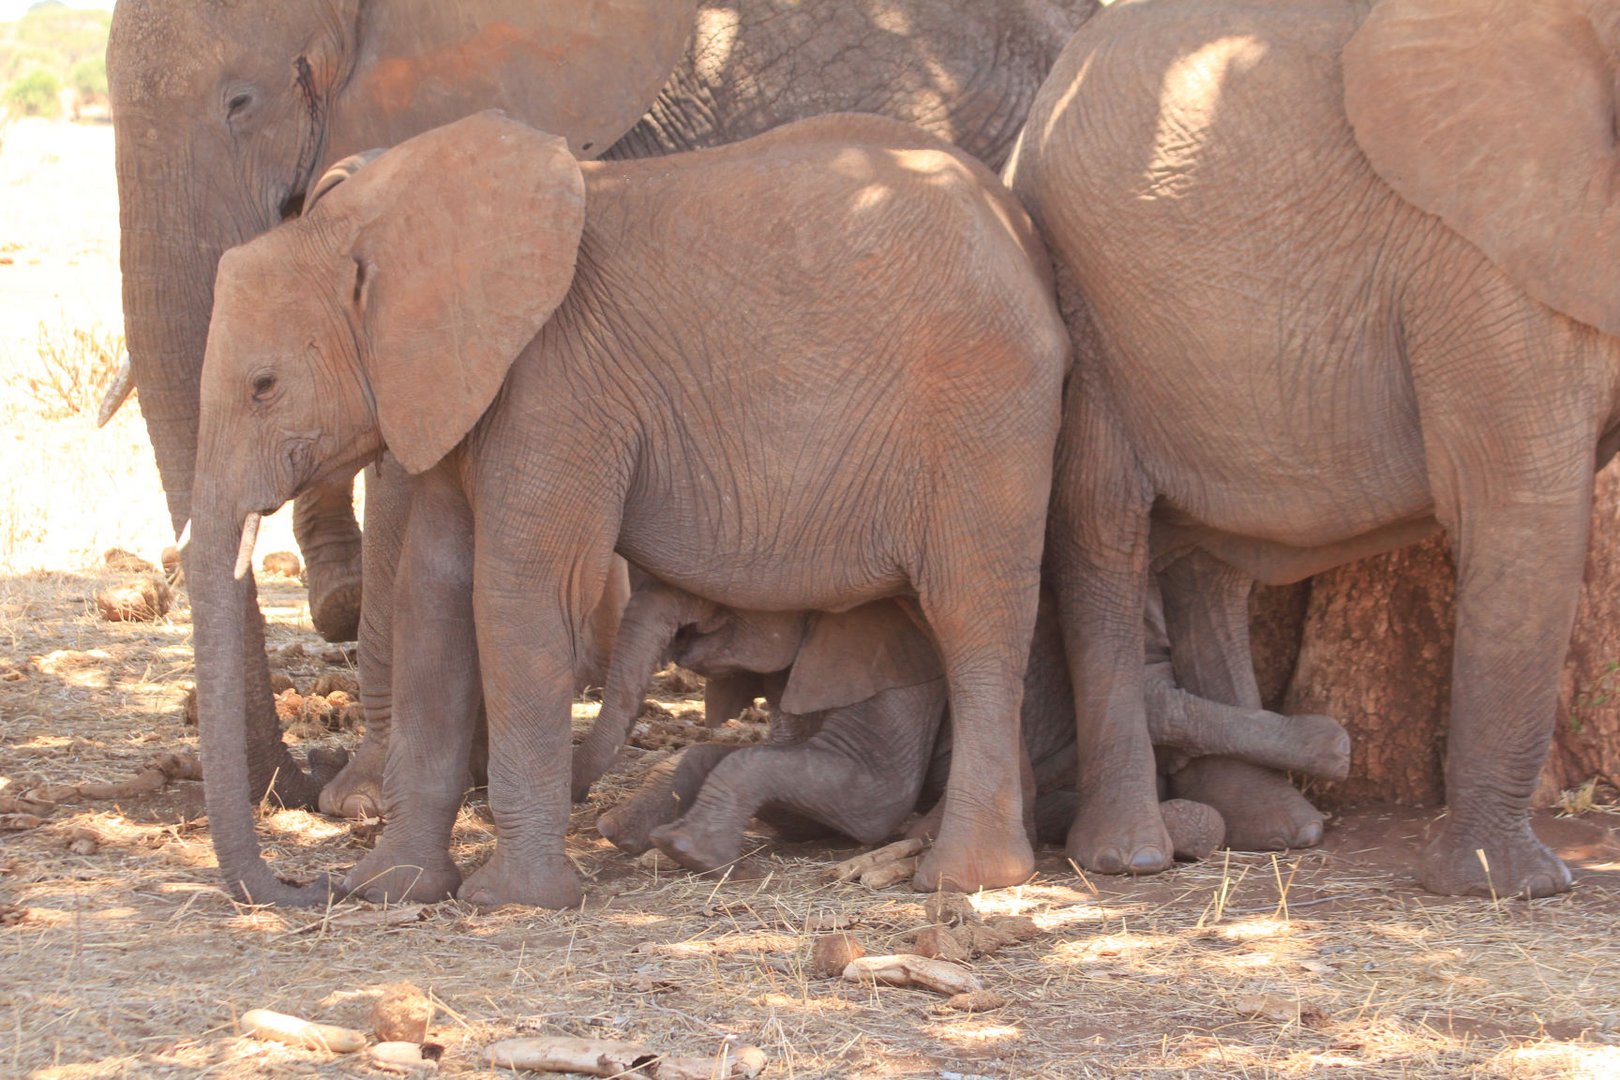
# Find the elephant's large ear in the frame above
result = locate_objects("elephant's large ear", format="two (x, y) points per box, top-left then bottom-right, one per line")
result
(778, 601), (944, 716)
(323, 111), (584, 474)
(330, 0), (697, 162)
(1343, 0), (1620, 335)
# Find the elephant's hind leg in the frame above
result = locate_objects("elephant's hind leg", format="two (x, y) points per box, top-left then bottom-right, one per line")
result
(1158, 550), (1326, 851)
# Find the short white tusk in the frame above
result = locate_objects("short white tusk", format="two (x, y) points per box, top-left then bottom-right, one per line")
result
(96, 351), (134, 428)
(175, 519), (192, 550)
(233, 512), (261, 580)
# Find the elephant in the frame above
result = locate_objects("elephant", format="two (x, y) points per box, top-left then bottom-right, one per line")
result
(188, 110), (1070, 906)
(578, 581), (1350, 873)
(106, 0), (696, 818)
(1005, 0), (1620, 897)
(104, 0), (1104, 840)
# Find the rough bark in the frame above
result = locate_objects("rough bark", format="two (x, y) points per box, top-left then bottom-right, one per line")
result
(1253, 464), (1620, 808)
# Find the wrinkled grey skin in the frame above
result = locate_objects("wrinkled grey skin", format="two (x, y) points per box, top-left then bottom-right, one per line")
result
(106, 0), (695, 845)
(318, 0), (1106, 825)
(1007, 0), (1620, 897)
(586, 584), (1351, 872)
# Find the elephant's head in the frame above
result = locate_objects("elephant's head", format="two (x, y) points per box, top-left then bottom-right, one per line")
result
(190, 111), (587, 903)
(1342, 0), (1620, 338)
(108, 0), (694, 532)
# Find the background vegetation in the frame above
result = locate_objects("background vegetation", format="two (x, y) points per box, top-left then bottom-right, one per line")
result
(1, 2), (109, 120)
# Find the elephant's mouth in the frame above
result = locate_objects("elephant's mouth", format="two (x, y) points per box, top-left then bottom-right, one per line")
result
(278, 180), (308, 222)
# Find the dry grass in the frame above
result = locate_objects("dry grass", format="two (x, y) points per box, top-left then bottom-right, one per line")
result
(4, 115), (1620, 1080)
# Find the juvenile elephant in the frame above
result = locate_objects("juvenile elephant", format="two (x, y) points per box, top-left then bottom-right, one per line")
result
(190, 111), (1069, 907)
(106, 0), (1103, 831)
(1007, 0), (1620, 896)
(579, 583), (1350, 872)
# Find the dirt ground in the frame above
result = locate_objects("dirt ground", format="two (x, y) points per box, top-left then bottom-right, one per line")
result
(4, 121), (1620, 1080)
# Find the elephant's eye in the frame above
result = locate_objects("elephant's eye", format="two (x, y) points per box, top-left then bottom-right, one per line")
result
(251, 373), (277, 403)
(225, 88), (255, 120)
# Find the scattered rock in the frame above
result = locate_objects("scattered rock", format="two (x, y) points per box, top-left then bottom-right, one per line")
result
(810, 932), (867, 977)
(261, 551), (303, 578)
(912, 925), (969, 963)
(95, 577), (171, 622)
(103, 547), (155, 574)
(939, 989), (1008, 1012)
(372, 982), (435, 1044)
(313, 672), (359, 697)
(923, 892), (978, 927)
(371, 1041), (440, 1073)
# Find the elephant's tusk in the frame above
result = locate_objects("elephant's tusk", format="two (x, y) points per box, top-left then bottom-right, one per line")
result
(96, 351), (134, 428)
(233, 512), (261, 580)
(175, 519), (191, 550)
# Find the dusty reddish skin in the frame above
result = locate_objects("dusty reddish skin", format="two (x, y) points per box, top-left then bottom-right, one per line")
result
(103, 1), (1102, 864)
(192, 111), (1068, 908)
(1008, 0), (1620, 898)
(586, 584), (1345, 871)
(106, 0), (696, 905)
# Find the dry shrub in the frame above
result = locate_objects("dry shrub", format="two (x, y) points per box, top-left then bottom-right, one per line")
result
(4, 321), (124, 419)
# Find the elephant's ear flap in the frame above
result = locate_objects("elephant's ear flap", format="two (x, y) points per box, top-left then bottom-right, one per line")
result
(338, 111), (585, 474)
(1343, 0), (1620, 336)
(779, 601), (944, 716)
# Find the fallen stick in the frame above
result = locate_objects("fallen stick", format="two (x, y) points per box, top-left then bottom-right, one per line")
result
(240, 1009), (366, 1053)
(824, 837), (927, 883)
(843, 954), (982, 996)
(485, 1037), (656, 1075)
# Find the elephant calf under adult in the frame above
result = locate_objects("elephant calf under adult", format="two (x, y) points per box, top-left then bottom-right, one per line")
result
(190, 110), (1069, 907)
(1008, 0), (1620, 896)
(577, 581), (1350, 872)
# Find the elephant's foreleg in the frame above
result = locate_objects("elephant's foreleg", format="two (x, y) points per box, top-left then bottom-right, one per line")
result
(1156, 551), (1325, 850)
(595, 743), (740, 854)
(343, 463), (476, 904)
(320, 456), (412, 819)
(571, 582), (713, 801)
(293, 473), (364, 643)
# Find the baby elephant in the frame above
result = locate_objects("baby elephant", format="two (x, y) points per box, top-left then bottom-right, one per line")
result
(580, 580), (1351, 873)
(190, 110), (1068, 906)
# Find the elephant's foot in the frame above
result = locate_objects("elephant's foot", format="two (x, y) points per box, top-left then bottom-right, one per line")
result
(1160, 798), (1225, 862)
(1171, 758), (1322, 851)
(1065, 790), (1173, 875)
(317, 735), (386, 819)
(307, 561), (363, 644)
(648, 816), (744, 873)
(905, 799), (945, 842)
(1282, 713), (1352, 780)
(913, 810), (1034, 892)
(1419, 820), (1572, 898)
(306, 745), (351, 790)
(457, 848), (583, 910)
(344, 845), (460, 904)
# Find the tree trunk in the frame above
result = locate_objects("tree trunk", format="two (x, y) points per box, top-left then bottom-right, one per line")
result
(1254, 464), (1620, 808)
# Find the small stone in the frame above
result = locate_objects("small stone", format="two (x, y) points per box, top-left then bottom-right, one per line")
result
(313, 672), (360, 697)
(983, 915), (1040, 943)
(939, 989), (1008, 1012)
(95, 577), (171, 622)
(261, 551), (303, 578)
(924, 892), (978, 927)
(809, 932), (866, 977)
(372, 982), (435, 1044)
(913, 925), (969, 962)
(103, 547), (155, 574)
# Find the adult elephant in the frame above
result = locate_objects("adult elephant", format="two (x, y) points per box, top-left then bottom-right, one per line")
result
(106, 0), (698, 812)
(310, 0), (1103, 822)
(1009, 0), (1620, 897)
(106, 0), (1101, 845)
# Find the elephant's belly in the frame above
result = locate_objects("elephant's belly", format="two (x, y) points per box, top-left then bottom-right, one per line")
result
(1153, 511), (1443, 587)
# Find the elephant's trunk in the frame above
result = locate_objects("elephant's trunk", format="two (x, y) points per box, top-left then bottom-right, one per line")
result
(188, 494), (333, 906)
(117, 193), (330, 811)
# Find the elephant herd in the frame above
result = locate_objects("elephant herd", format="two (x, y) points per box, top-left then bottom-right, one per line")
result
(104, 0), (1620, 908)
